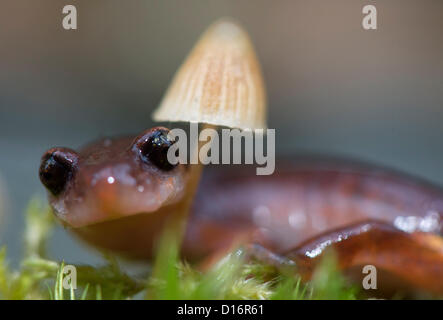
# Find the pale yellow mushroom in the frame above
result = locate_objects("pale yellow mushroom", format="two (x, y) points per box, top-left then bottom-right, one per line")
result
(152, 18), (267, 130)
(151, 18), (268, 239)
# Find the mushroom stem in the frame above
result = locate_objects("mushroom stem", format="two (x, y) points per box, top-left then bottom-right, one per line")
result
(160, 123), (214, 250)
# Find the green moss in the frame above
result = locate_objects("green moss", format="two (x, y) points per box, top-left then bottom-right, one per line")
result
(0, 197), (358, 300)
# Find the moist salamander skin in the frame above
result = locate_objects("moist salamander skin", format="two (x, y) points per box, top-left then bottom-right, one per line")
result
(39, 126), (443, 295)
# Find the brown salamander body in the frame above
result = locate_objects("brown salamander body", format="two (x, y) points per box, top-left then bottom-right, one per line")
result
(39, 127), (443, 295)
(186, 160), (443, 257)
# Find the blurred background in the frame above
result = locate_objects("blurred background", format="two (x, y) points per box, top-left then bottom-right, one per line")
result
(0, 0), (442, 265)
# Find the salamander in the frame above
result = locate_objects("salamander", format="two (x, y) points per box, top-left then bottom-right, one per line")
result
(39, 127), (443, 295)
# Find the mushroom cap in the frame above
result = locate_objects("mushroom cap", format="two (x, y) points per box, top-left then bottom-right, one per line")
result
(152, 18), (267, 130)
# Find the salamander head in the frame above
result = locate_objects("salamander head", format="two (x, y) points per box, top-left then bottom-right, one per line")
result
(39, 127), (188, 228)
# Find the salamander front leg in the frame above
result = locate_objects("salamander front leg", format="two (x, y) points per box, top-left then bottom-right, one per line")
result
(285, 220), (443, 296)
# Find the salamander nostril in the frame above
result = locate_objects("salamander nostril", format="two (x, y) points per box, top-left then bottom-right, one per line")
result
(39, 152), (75, 196)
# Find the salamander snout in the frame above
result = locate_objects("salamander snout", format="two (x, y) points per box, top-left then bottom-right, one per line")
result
(39, 148), (79, 196)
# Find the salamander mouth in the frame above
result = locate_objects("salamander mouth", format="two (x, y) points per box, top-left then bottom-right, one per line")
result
(49, 175), (186, 228)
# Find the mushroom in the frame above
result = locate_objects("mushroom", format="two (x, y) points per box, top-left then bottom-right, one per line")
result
(151, 18), (268, 240)
(153, 18), (267, 130)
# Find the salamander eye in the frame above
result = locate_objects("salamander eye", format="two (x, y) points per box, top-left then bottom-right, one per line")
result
(39, 149), (78, 196)
(134, 128), (177, 171)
